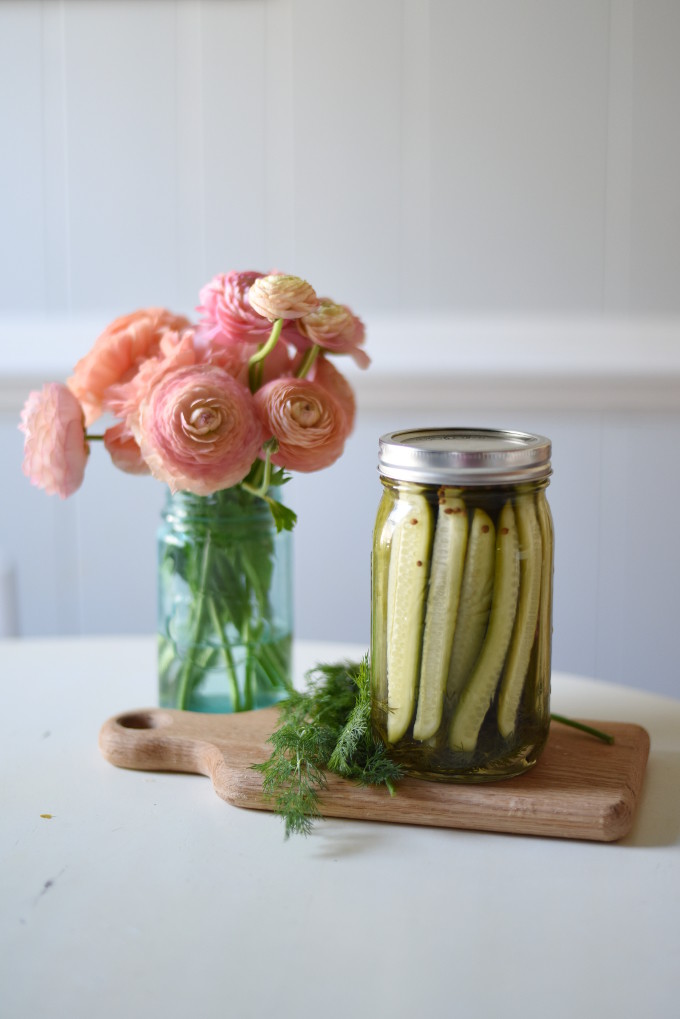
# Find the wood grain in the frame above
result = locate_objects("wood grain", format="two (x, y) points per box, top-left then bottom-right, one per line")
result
(99, 707), (649, 842)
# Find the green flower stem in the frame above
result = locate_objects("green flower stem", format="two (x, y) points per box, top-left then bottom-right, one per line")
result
(248, 318), (283, 391)
(257, 642), (292, 690)
(241, 464), (271, 502)
(176, 530), (213, 710)
(85, 434), (105, 441)
(158, 638), (176, 678)
(241, 439), (279, 501)
(550, 713), (615, 744)
(243, 617), (255, 711)
(207, 596), (241, 709)
(295, 343), (320, 379)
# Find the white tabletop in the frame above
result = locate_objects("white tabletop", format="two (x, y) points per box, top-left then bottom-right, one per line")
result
(1, 636), (679, 1019)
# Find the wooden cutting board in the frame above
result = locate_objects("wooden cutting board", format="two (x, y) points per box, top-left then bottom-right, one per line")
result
(99, 706), (649, 842)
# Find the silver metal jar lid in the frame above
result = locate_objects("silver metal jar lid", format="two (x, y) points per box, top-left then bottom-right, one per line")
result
(378, 427), (552, 485)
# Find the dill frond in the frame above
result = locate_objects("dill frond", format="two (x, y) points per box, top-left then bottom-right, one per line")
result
(253, 654), (404, 837)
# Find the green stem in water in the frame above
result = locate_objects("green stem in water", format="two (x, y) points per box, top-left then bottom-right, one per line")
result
(243, 618), (255, 711)
(176, 530), (213, 710)
(207, 597), (241, 710)
(257, 640), (292, 691)
(550, 714), (615, 744)
(248, 318), (284, 391)
(85, 434), (106, 441)
(295, 343), (320, 379)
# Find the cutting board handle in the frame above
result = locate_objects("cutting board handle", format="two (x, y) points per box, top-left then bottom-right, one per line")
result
(99, 705), (279, 787)
(99, 707), (225, 777)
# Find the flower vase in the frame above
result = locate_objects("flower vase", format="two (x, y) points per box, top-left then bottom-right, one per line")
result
(157, 487), (293, 712)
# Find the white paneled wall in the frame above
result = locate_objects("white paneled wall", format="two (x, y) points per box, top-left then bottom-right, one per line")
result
(3, 0), (680, 317)
(2, 1), (680, 697)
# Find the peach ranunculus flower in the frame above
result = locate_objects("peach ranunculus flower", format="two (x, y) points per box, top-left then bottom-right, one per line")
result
(195, 271), (272, 345)
(308, 355), (356, 431)
(296, 298), (370, 368)
(67, 308), (191, 425)
(248, 275), (318, 322)
(19, 383), (89, 498)
(103, 422), (150, 476)
(104, 328), (200, 422)
(131, 365), (265, 495)
(106, 327), (254, 426)
(254, 377), (350, 473)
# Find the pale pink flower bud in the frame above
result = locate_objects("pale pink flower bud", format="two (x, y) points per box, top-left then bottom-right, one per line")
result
(67, 308), (191, 425)
(196, 271), (272, 345)
(132, 365), (264, 495)
(104, 422), (150, 475)
(19, 383), (88, 498)
(254, 377), (350, 473)
(296, 298), (370, 368)
(248, 275), (318, 322)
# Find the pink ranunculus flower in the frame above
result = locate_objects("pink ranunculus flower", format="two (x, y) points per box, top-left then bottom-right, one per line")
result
(308, 355), (356, 431)
(296, 298), (370, 368)
(67, 308), (191, 425)
(196, 271), (272, 345)
(248, 275), (318, 322)
(104, 422), (150, 475)
(203, 337), (255, 388)
(131, 365), (264, 495)
(19, 383), (89, 498)
(254, 377), (350, 473)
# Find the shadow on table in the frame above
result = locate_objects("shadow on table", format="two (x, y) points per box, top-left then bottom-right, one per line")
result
(308, 821), (393, 858)
(621, 749), (680, 848)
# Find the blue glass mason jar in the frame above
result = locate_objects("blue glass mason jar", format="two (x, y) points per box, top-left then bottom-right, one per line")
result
(371, 428), (554, 781)
(157, 486), (293, 712)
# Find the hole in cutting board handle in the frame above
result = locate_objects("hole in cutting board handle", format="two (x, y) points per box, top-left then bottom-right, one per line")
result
(117, 710), (170, 731)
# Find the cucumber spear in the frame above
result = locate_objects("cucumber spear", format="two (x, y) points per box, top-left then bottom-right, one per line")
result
(385, 495), (432, 743)
(413, 492), (468, 741)
(497, 496), (542, 738)
(534, 492), (554, 718)
(448, 502), (520, 752)
(445, 507), (496, 707)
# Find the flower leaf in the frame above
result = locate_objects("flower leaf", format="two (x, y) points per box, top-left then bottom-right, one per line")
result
(265, 496), (297, 533)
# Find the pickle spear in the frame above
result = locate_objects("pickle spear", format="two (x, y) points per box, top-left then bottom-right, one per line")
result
(413, 492), (468, 741)
(445, 507), (496, 705)
(386, 495), (432, 743)
(448, 502), (519, 752)
(370, 492), (398, 707)
(497, 496), (542, 738)
(535, 492), (554, 715)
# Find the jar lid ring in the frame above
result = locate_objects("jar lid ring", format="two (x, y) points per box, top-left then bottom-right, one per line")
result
(378, 427), (552, 485)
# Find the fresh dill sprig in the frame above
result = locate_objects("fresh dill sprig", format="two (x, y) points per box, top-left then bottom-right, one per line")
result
(253, 655), (403, 838)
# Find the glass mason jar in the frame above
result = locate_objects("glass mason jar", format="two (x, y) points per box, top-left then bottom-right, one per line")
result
(371, 428), (553, 782)
(157, 487), (293, 712)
